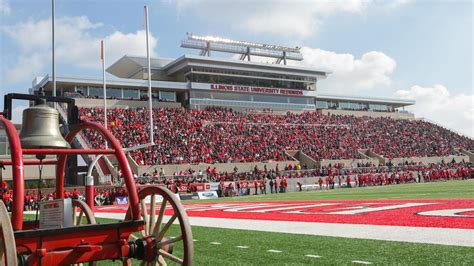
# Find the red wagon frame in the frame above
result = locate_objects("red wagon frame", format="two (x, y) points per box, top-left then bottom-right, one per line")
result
(0, 113), (193, 266)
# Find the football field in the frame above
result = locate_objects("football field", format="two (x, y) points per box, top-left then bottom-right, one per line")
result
(91, 180), (474, 265)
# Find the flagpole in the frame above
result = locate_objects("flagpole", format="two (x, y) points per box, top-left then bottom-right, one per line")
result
(144, 5), (154, 145)
(101, 40), (108, 149)
(52, 0), (56, 98)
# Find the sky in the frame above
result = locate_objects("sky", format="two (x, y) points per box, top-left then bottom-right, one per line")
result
(0, 0), (472, 137)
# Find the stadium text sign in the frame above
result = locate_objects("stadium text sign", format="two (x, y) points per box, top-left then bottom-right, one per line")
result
(211, 84), (303, 96)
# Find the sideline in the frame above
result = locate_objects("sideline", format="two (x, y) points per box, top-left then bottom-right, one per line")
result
(94, 212), (474, 247)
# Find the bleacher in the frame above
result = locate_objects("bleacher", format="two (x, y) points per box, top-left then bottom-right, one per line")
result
(78, 106), (474, 166)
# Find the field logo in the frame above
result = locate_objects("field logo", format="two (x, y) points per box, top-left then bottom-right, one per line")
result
(417, 208), (474, 218)
(309, 203), (433, 215)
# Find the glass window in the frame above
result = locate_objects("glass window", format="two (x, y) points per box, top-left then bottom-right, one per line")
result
(289, 97), (309, 104)
(88, 87), (103, 98)
(106, 88), (122, 99)
(75, 86), (87, 97)
(253, 95), (287, 103)
(338, 102), (365, 110)
(212, 92), (252, 101)
(123, 89), (139, 99)
(140, 90), (159, 99)
(327, 102), (336, 108)
(339, 102), (350, 109)
(316, 100), (328, 109)
(160, 91), (176, 102)
(369, 104), (388, 111)
(61, 86), (75, 95)
(190, 90), (212, 99)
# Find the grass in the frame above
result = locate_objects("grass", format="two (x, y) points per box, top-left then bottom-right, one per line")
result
(192, 179), (474, 202)
(156, 225), (473, 266)
(88, 219), (473, 265)
(21, 180), (474, 265)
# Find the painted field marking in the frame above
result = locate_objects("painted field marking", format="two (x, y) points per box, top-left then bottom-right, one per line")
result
(236, 246), (249, 249)
(305, 254), (321, 258)
(210, 242), (221, 245)
(352, 260), (372, 264)
(267, 249), (282, 253)
(192, 239), (198, 242)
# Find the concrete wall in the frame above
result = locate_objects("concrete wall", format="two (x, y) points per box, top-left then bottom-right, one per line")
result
(294, 150), (320, 168)
(386, 155), (469, 166)
(74, 98), (181, 109)
(138, 160), (299, 176)
(365, 149), (386, 162)
(321, 109), (414, 120)
(359, 149), (469, 166)
(1, 155), (56, 181)
(460, 149), (474, 163)
(319, 158), (379, 167)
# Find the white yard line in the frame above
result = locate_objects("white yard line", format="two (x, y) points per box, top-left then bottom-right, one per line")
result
(267, 249), (282, 253)
(352, 260), (372, 264)
(94, 213), (474, 247)
(305, 254), (321, 258)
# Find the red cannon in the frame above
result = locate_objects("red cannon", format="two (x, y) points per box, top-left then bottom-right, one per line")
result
(0, 94), (193, 265)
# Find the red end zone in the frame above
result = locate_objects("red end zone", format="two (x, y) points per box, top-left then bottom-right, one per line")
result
(95, 199), (474, 229)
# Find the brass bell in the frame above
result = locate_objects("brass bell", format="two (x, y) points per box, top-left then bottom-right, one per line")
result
(19, 100), (70, 149)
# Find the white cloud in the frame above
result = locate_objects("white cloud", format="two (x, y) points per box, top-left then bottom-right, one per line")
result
(232, 46), (397, 93)
(174, 0), (408, 38)
(6, 53), (47, 84)
(11, 105), (27, 125)
(381, 0), (410, 9)
(0, 0), (10, 15)
(175, 0), (370, 38)
(1, 16), (158, 84)
(296, 47), (397, 93)
(395, 85), (474, 138)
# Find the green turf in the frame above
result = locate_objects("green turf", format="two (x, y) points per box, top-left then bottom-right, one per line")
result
(194, 179), (474, 202)
(87, 218), (472, 266)
(20, 180), (474, 265)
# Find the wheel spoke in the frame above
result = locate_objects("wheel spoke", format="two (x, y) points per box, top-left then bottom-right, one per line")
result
(129, 187), (193, 266)
(140, 200), (149, 236)
(157, 235), (183, 248)
(72, 207), (77, 224)
(157, 256), (167, 266)
(149, 194), (157, 234)
(76, 210), (84, 225)
(0, 201), (17, 266)
(129, 233), (138, 241)
(158, 249), (183, 264)
(152, 199), (168, 237)
(155, 215), (177, 241)
(0, 237), (4, 261)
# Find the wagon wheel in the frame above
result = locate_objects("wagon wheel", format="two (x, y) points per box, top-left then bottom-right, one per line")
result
(128, 186), (193, 266)
(71, 200), (96, 266)
(72, 199), (96, 225)
(0, 201), (17, 266)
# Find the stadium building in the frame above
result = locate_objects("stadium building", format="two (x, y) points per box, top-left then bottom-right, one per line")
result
(2, 34), (472, 185)
(31, 34), (415, 116)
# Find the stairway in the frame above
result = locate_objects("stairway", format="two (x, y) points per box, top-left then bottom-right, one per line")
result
(56, 104), (114, 182)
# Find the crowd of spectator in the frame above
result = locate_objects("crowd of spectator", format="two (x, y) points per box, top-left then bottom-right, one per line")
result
(1, 161), (472, 209)
(79, 106), (473, 166)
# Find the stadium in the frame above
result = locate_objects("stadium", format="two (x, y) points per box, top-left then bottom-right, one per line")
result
(1, 21), (473, 266)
